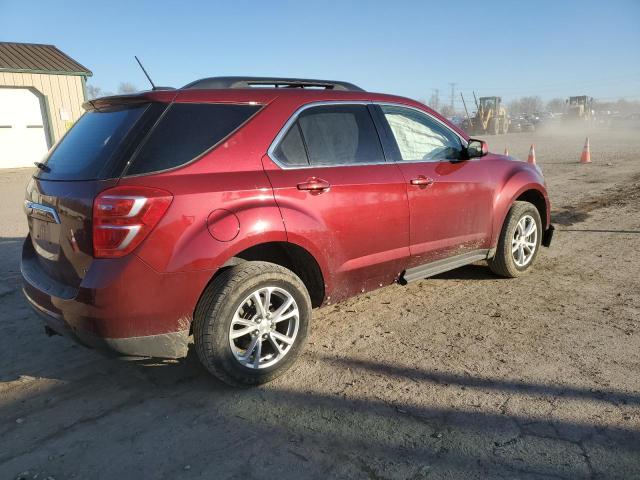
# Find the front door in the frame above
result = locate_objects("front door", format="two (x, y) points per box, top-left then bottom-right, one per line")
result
(263, 103), (410, 301)
(373, 104), (494, 267)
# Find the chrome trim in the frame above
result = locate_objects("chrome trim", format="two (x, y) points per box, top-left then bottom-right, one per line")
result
(24, 201), (61, 224)
(376, 102), (469, 148)
(266, 100), (469, 170)
(99, 195), (148, 217)
(94, 225), (141, 250)
(267, 101), (385, 170)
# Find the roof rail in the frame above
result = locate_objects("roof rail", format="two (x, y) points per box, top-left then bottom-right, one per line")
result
(182, 76), (364, 92)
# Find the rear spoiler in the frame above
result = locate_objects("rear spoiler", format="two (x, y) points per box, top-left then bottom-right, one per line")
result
(83, 89), (177, 111)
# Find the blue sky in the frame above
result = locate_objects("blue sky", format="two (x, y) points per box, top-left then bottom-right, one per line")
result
(1, 0), (639, 105)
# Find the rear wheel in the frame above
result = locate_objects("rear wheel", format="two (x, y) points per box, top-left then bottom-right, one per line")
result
(488, 201), (542, 278)
(194, 261), (311, 386)
(501, 118), (509, 134)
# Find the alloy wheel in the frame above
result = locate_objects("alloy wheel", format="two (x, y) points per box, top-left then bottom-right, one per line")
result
(512, 214), (538, 267)
(228, 286), (299, 369)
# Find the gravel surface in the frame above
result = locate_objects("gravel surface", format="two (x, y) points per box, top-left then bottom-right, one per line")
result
(1, 127), (639, 479)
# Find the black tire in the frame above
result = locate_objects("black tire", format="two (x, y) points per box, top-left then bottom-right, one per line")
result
(488, 201), (542, 278)
(194, 261), (311, 386)
(501, 119), (509, 134)
(489, 118), (500, 135)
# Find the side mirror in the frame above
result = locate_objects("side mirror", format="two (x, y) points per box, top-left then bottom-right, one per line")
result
(466, 139), (488, 158)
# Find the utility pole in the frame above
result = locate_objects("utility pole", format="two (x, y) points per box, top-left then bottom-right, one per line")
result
(449, 82), (457, 112)
(431, 88), (440, 110)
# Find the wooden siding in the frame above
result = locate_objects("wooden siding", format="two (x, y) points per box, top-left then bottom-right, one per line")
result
(0, 71), (86, 143)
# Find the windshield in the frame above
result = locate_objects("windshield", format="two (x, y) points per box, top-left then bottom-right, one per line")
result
(480, 98), (496, 110)
(37, 105), (148, 181)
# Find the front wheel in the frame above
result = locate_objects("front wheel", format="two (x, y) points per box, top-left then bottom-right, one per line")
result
(489, 118), (500, 135)
(488, 201), (542, 277)
(194, 261), (311, 386)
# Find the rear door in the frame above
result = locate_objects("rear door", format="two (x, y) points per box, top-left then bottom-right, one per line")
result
(373, 104), (494, 267)
(263, 103), (410, 298)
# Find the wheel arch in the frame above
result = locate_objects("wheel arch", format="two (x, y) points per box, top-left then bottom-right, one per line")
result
(492, 172), (550, 248)
(515, 189), (548, 229)
(194, 241), (326, 325)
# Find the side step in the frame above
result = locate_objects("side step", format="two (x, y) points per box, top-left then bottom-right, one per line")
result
(400, 249), (490, 284)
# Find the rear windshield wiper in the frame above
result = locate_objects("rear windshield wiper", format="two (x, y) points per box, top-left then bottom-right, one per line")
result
(34, 162), (50, 172)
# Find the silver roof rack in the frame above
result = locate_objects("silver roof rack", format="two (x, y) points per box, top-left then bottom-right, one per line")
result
(182, 76), (364, 91)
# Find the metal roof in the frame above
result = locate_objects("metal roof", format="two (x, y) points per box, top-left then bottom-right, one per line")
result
(0, 42), (92, 76)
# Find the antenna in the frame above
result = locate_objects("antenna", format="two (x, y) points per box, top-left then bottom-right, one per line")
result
(134, 56), (156, 90)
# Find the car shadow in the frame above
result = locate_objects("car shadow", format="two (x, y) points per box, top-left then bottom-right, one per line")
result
(432, 263), (499, 281)
(1, 349), (638, 479)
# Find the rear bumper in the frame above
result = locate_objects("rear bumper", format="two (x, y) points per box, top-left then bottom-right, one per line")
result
(23, 288), (190, 357)
(21, 238), (214, 359)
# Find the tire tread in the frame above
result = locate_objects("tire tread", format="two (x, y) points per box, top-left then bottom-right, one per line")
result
(488, 201), (541, 278)
(193, 261), (310, 386)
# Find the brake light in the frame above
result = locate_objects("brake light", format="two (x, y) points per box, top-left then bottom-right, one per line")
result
(93, 186), (173, 258)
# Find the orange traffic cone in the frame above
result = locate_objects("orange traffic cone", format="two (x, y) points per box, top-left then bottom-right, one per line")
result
(504, 146), (509, 156)
(580, 137), (591, 164)
(527, 144), (536, 164)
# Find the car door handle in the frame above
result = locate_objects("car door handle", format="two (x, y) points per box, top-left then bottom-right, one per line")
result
(410, 176), (435, 187)
(297, 177), (331, 193)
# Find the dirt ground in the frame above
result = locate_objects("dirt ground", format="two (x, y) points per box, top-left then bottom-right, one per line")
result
(1, 127), (639, 480)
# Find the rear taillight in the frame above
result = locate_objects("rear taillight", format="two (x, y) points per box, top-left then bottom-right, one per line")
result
(93, 186), (173, 258)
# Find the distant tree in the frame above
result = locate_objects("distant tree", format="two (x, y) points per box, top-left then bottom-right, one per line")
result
(86, 83), (115, 99)
(117, 82), (138, 94)
(519, 96), (544, 114)
(507, 96), (543, 115)
(546, 98), (565, 113)
(507, 99), (522, 115)
(592, 98), (640, 115)
(438, 104), (455, 118)
(86, 84), (104, 99)
(428, 93), (440, 111)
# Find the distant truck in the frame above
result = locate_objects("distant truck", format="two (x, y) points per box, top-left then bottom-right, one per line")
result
(565, 96), (594, 122)
(461, 95), (509, 135)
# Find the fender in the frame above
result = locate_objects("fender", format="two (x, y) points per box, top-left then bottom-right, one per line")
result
(491, 163), (550, 247)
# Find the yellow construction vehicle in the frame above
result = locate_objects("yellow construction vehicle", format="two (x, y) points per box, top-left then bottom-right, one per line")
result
(461, 93), (509, 135)
(565, 96), (594, 122)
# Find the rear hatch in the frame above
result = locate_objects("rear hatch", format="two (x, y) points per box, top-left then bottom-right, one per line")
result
(24, 98), (167, 289)
(24, 92), (263, 291)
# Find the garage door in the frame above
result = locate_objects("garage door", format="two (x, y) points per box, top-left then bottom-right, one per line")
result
(0, 88), (50, 169)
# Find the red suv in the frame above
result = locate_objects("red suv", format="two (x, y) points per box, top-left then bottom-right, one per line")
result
(22, 77), (553, 386)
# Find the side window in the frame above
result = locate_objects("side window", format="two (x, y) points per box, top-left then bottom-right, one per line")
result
(296, 104), (384, 166)
(380, 105), (463, 162)
(127, 103), (260, 175)
(274, 123), (309, 166)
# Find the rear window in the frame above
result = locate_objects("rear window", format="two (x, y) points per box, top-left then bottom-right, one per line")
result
(38, 106), (148, 181)
(126, 103), (261, 175)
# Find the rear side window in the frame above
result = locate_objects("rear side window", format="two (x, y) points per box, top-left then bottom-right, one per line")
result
(38, 106), (148, 180)
(127, 103), (260, 175)
(296, 105), (384, 166)
(273, 124), (308, 166)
